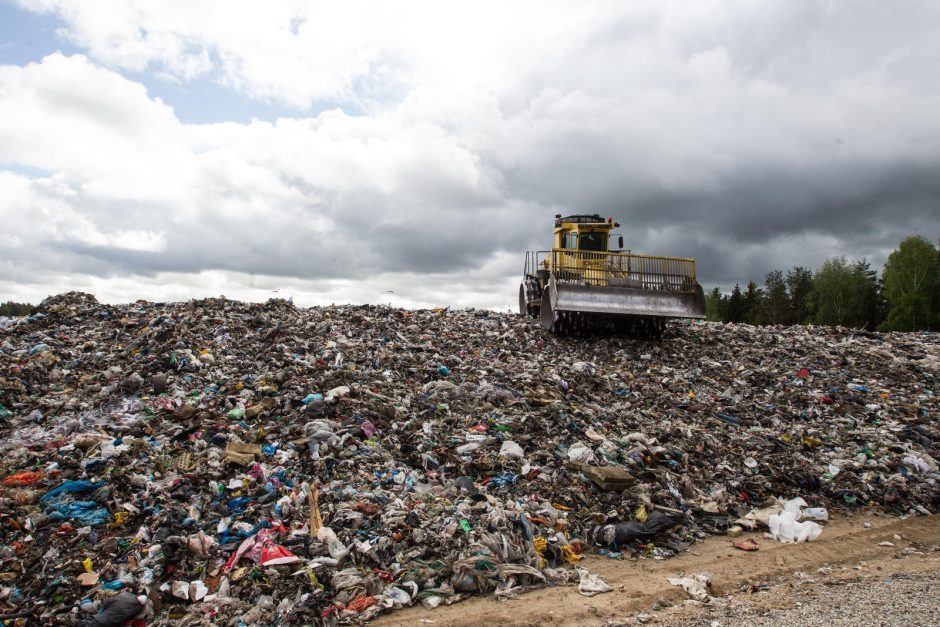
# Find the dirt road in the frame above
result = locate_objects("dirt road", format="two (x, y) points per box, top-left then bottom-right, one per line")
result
(377, 511), (939, 626)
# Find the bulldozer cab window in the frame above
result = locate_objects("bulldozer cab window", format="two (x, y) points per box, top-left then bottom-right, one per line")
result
(562, 231), (577, 249)
(579, 232), (607, 252)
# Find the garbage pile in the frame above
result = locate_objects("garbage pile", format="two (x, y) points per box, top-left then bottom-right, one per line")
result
(0, 292), (936, 624)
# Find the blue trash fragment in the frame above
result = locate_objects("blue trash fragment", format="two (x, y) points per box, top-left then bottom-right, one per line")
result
(45, 500), (110, 526)
(41, 480), (106, 502)
(28, 343), (51, 355)
(228, 497), (252, 514)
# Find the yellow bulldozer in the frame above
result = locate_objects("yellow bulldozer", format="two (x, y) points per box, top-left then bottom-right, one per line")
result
(520, 214), (706, 336)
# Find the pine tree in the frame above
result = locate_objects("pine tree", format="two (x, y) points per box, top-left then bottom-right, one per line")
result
(785, 266), (814, 324)
(705, 287), (724, 322)
(743, 281), (764, 324)
(763, 270), (788, 325)
(726, 284), (745, 323)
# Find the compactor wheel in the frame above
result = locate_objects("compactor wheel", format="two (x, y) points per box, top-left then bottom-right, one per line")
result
(520, 279), (541, 318)
(540, 288), (557, 332)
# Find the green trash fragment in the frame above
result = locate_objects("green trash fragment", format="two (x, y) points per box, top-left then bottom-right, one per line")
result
(474, 559), (495, 571)
(226, 408), (246, 419)
(459, 519), (472, 533)
(0, 403), (11, 419)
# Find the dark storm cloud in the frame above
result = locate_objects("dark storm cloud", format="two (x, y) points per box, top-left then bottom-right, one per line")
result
(2, 1), (939, 306)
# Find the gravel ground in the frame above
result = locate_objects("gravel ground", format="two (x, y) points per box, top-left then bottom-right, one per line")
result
(680, 571), (939, 626)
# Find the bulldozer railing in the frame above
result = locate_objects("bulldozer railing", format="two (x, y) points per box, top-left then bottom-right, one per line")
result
(523, 250), (551, 278)
(549, 249), (698, 292)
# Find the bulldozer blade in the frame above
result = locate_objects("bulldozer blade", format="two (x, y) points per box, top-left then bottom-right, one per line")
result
(549, 276), (706, 320)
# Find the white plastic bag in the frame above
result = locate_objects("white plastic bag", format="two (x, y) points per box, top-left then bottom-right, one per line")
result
(317, 526), (350, 561)
(499, 440), (525, 461)
(802, 507), (829, 521)
(667, 573), (712, 602)
(577, 568), (612, 596)
(567, 442), (596, 464)
(768, 510), (822, 543)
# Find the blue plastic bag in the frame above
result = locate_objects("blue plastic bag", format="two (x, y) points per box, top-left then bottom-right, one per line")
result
(45, 500), (110, 526)
(41, 480), (106, 502)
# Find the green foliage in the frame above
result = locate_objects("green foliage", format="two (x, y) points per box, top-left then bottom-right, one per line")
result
(854, 259), (885, 330)
(703, 234), (933, 331)
(726, 284), (745, 323)
(812, 256), (868, 327)
(0, 301), (35, 316)
(762, 270), (787, 325)
(742, 281), (765, 324)
(879, 235), (940, 331)
(784, 266), (814, 324)
(705, 287), (723, 322)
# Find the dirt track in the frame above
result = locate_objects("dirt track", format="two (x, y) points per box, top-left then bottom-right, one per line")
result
(377, 511), (939, 626)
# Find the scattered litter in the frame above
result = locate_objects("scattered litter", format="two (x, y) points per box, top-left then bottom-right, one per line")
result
(577, 568), (613, 596)
(667, 573), (713, 602)
(0, 292), (935, 623)
(733, 538), (759, 551)
(768, 499), (824, 543)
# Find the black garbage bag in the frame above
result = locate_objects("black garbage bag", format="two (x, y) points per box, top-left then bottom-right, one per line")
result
(78, 592), (143, 627)
(593, 510), (683, 548)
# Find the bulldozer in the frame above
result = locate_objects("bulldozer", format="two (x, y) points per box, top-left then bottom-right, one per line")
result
(519, 214), (706, 336)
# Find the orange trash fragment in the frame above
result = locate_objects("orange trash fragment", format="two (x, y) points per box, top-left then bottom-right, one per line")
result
(2, 471), (44, 487)
(346, 594), (377, 613)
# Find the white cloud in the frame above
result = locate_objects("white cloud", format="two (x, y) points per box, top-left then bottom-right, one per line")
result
(16, 0), (596, 109)
(2, 2), (939, 307)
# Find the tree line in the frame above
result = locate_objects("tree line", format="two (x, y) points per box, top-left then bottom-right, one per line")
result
(705, 235), (940, 332)
(0, 301), (35, 316)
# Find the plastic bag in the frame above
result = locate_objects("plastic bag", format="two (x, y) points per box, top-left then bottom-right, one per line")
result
(77, 592), (143, 627)
(317, 526), (350, 561)
(667, 573), (712, 602)
(595, 510), (683, 547)
(577, 568), (612, 596)
(40, 480), (106, 502)
(45, 501), (110, 526)
(567, 442), (595, 463)
(499, 440), (525, 461)
(768, 510), (822, 543)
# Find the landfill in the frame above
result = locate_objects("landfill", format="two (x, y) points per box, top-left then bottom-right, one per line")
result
(0, 291), (936, 625)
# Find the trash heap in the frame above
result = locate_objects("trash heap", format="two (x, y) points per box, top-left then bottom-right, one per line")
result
(0, 292), (936, 625)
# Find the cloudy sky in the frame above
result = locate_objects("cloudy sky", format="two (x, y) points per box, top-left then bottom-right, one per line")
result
(1, 1), (938, 310)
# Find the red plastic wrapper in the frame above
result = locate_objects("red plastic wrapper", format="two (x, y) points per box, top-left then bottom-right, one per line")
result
(259, 542), (300, 566)
(223, 528), (300, 572)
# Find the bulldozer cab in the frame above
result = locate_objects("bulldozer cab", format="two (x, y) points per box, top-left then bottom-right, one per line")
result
(545, 215), (622, 285)
(521, 213), (706, 336)
(552, 215), (616, 250)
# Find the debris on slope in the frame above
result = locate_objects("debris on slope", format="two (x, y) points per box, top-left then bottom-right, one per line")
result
(0, 292), (936, 624)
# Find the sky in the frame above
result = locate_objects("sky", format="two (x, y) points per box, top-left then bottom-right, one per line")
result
(1, 0), (938, 311)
